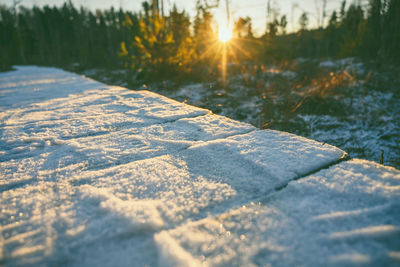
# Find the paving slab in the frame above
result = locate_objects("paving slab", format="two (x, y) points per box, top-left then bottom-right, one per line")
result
(156, 159), (400, 267)
(0, 66), (398, 266)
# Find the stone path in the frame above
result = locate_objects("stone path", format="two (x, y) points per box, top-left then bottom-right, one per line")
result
(0, 66), (399, 266)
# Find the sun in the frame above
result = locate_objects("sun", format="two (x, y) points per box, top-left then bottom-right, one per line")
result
(218, 23), (232, 43)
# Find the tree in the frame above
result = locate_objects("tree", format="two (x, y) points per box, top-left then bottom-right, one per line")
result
(193, 2), (215, 64)
(299, 12), (309, 31)
(339, 3), (364, 57)
(234, 17), (253, 38)
(167, 5), (194, 74)
(380, 0), (400, 63)
(365, 0), (382, 58)
(280, 15), (288, 35)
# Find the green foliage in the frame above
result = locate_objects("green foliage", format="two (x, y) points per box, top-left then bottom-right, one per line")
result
(119, 3), (196, 81)
(192, 4), (216, 65)
(124, 14), (175, 76)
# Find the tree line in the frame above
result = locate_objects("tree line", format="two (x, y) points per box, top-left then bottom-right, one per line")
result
(0, 1), (131, 69)
(264, 0), (400, 64)
(0, 0), (399, 80)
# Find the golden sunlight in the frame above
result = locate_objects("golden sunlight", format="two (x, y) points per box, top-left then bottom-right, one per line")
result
(218, 23), (232, 43)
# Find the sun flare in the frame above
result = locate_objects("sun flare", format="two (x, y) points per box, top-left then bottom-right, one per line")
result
(218, 23), (232, 43)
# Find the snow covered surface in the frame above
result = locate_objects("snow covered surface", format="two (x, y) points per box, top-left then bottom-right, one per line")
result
(0, 66), (399, 266)
(144, 59), (398, 169)
(158, 159), (400, 266)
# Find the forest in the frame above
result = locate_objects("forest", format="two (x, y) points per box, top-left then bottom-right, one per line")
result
(1, 0), (399, 78)
(1, 0), (400, 168)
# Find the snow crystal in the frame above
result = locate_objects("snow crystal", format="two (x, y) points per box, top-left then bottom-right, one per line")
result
(1, 66), (399, 266)
(156, 159), (400, 266)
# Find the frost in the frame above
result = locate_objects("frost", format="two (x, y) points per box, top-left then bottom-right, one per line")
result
(158, 160), (400, 267)
(0, 66), (399, 266)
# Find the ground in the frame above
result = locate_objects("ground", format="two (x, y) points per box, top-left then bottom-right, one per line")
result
(78, 58), (400, 169)
(0, 66), (399, 266)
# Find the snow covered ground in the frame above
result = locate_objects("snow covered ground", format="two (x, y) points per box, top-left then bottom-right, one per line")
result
(0, 66), (399, 266)
(135, 58), (399, 169)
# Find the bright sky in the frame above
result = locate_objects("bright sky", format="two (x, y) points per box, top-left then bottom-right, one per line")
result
(0, 0), (348, 35)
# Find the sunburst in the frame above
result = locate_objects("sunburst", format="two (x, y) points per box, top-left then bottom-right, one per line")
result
(218, 23), (232, 43)
(195, 18), (256, 87)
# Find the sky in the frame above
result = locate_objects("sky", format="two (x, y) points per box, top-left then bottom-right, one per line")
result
(0, 0), (348, 35)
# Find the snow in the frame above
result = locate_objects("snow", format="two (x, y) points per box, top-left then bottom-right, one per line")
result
(1, 66), (399, 266)
(263, 68), (297, 80)
(157, 59), (399, 169)
(319, 58), (366, 75)
(156, 159), (400, 266)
